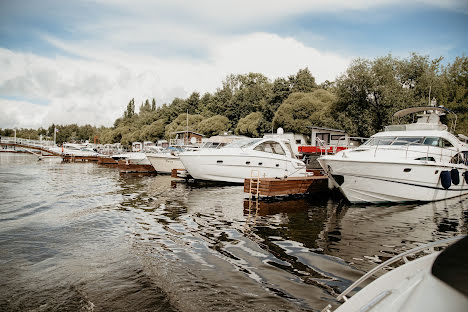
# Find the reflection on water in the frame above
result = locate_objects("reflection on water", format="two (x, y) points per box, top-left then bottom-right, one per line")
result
(0, 153), (467, 311)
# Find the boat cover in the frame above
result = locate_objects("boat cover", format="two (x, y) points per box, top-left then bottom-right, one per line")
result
(431, 236), (468, 297)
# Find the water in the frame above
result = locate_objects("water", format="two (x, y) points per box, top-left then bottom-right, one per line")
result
(0, 153), (466, 311)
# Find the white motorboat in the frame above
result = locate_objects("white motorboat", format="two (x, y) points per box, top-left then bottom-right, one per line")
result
(318, 107), (468, 203)
(146, 149), (185, 174)
(323, 236), (467, 312)
(178, 137), (308, 183)
(61, 143), (99, 157)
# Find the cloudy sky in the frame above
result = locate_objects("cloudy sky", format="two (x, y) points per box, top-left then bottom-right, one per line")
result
(1, 0), (467, 129)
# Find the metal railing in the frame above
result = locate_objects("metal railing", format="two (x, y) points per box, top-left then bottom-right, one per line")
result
(0, 136), (56, 147)
(355, 137), (464, 164)
(334, 236), (464, 305)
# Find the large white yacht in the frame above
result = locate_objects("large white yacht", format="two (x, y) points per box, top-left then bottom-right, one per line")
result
(178, 137), (308, 183)
(318, 106), (468, 203)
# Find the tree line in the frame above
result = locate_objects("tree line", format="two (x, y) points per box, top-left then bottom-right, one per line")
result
(1, 53), (466, 145)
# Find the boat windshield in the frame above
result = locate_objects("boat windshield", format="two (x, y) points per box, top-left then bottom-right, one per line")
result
(363, 136), (452, 147)
(223, 138), (262, 148)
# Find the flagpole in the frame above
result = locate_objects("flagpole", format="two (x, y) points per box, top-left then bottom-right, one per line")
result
(54, 127), (56, 145)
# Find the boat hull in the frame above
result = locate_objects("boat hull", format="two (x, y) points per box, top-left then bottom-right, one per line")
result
(146, 153), (184, 174)
(179, 153), (307, 183)
(319, 158), (468, 203)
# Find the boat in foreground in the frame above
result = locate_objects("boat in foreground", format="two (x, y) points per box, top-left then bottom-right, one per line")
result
(323, 235), (467, 312)
(179, 137), (309, 183)
(318, 107), (468, 203)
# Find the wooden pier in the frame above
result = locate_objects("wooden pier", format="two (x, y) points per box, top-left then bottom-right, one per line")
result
(244, 175), (328, 197)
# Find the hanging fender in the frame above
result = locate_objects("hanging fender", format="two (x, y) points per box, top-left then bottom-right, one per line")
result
(464, 171), (468, 184)
(451, 168), (460, 185)
(440, 171), (451, 190)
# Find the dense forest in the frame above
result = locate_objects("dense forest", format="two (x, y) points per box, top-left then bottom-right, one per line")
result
(1, 53), (467, 145)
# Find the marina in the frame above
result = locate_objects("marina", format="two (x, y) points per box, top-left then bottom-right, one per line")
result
(0, 153), (466, 311)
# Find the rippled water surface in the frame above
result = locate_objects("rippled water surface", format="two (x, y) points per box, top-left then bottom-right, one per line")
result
(1, 153), (467, 311)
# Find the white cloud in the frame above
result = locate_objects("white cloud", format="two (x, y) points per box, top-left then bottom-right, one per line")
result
(0, 30), (350, 129)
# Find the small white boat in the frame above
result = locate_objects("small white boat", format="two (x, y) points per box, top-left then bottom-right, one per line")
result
(318, 107), (468, 203)
(179, 137), (308, 183)
(323, 236), (468, 312)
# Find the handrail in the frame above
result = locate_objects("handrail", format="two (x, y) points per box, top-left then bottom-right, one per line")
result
(360, 138), (462, 163)
(336, 235), (465, 302)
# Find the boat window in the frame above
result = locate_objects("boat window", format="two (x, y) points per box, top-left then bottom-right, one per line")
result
(392, 137), (424, 145)
(224, 138), (262, 148)
(271, 142), (286, 155)
(441, 139), (453, 148)
(423, 137), (439, 146)
(363, 137), (395, 146)
(254, 144), (264, 152)
(284, 142), (295, 156)
(254, 141), (285, 155)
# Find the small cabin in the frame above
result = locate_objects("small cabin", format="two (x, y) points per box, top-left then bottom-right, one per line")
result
(132, 142), (143, 152)
(309, 126), (349, 147)
(170, 131), (204, 146)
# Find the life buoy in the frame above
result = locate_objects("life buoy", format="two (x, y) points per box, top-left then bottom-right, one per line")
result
(451, 168), (460, 185)
(440, 171), (451, 190)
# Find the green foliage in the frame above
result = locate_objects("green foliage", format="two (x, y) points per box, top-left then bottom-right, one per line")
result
(273, 90), (337, 135)
(141, 119), (166, 142)
(165, 113), (205, 138)
(235, 112), (268, 137)
(289, 68), (317, 93)
(197, 115), (231, 137)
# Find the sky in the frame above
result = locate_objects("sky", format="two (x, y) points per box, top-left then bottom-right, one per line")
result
(0, 0), (467, 129)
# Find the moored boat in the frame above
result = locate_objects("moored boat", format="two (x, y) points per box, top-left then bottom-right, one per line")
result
(318, 107), (468, 203)
(179, 136), (309, 183)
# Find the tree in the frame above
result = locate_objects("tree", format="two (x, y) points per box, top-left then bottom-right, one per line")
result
(142, 119), (166, 142)
(235, 112), (268, 137)
(273, 90), (337, 135)
(197, 115), (231, 137)
(165, 113), (205, 138)
(124, 98), (135, 119)
(151, 98), (156, 111)
(289, 68), (317, 93)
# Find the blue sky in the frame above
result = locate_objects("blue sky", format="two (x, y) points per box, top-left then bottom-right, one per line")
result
(0, 0), (467, 129)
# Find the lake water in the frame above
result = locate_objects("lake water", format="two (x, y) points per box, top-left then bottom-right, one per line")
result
(0, 153), (467, 311)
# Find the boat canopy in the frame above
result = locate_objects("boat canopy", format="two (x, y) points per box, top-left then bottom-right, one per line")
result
(393, 106), (447, 118)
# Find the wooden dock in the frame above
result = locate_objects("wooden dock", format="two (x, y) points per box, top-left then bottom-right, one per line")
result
(244, 175), (328, 197)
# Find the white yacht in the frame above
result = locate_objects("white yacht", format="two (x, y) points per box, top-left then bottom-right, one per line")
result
(178, 137), (308, 183)
(318, 107), (468, 203)
(323, 236), (467, 312)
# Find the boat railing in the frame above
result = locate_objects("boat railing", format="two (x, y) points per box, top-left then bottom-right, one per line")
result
(360, 138), (462, 163)
(332, 236), (465, 305)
